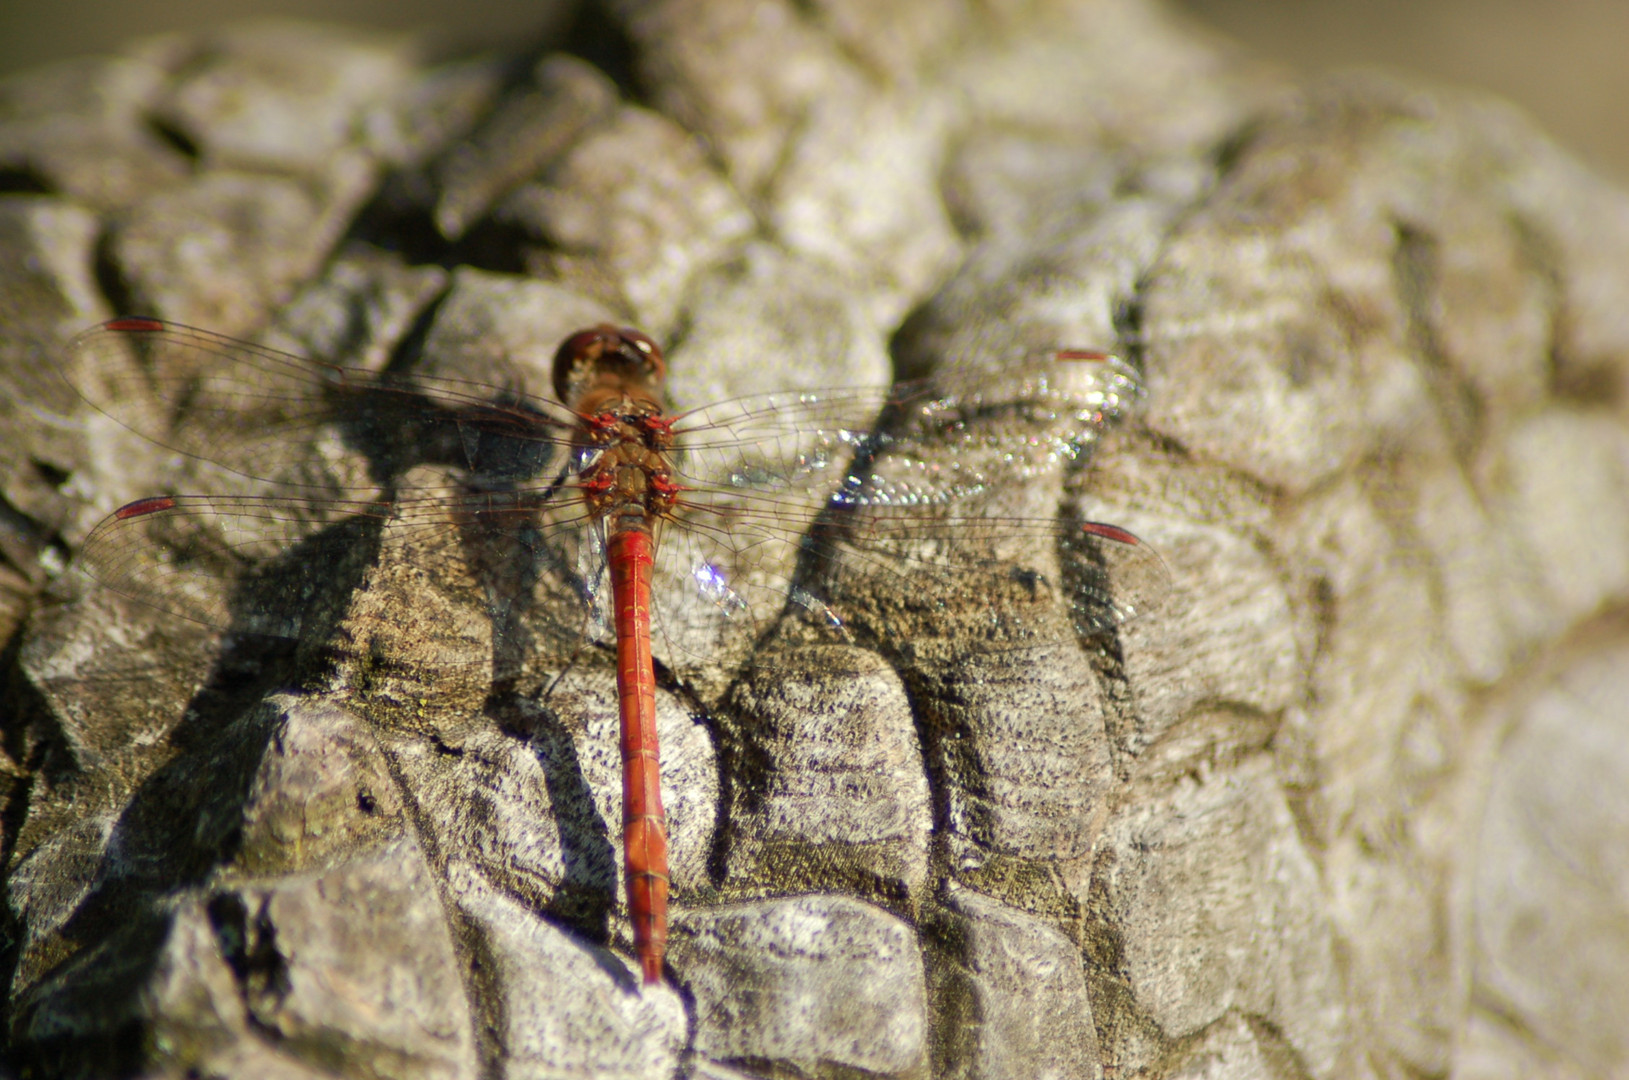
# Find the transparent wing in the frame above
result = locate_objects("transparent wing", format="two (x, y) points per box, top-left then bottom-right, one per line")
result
(71, 488), (608, 641)
(75, 493), (396, 637)
(639, 499), (1169, 665)
(61, 318), (587, 491)
(640, 349), (1162, 660)
(72, 487), (1167, 674)
(66, 327), (1167, 670)
(668, 347), (1143, 509)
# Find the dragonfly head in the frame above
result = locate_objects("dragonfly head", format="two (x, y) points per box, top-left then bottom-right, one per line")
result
(553, 325), (667, 417)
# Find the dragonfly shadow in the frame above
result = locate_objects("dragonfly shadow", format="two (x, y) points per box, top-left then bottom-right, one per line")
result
(320, 373), (566, 496)
(455, 502), (558, 694)
(362, 405), (592, 694)
(2, 509), (400, 1027)
(5, 485), (622, 1058)
(4, 633), (296, 1058)
(490, 696), (617, 949)
(224, 511), (388, 653)
(3, 902), (172, 1077)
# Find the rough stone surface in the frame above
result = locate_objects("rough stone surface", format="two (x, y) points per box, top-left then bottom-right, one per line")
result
(671, 895), (928, 1077)
(151, 21), (416, 176)
(413, 265), (618, 397)
(496, 102), (755, 336)
(719, 645), (932, 906)
(110, 167), (377, 338)
(1467, 637), (1629, 1079)
(0, 55), (190, 210)
(1092, 754), (1348, 1078)
(212, 843), (476, 1078)
(431, 54), (620, 242)
(450, 865), (688, 1079)
(1158, 1013), (1306, 1080)
(1, 2), (1628, 1079)
(263, 245), (450, 373)
(932, 884), (1101, 1080)
(0, 197), (106, 640)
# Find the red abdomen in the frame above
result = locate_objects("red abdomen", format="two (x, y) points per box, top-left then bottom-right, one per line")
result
(608, 527), (668, 985)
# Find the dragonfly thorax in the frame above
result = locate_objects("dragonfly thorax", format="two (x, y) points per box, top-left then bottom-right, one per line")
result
(577, 411), (683, 527)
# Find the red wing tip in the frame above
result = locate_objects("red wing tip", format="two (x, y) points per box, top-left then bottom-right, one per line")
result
(1053, 349), (1115, 363)
(114, 495), (178, 520)
(1079, 522), (1141, 546)
(104, 317), (167, 333)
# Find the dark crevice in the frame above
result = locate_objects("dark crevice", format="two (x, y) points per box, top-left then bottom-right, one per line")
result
(0, 650), (78, 798)
(347, 171), (543, 276)
(1083, 633), (1137, 773)
(1240, 1013), (1319, 1079)
(0, 494), (52, 584)
(207, 891), (292, 1037)
(345, 169), (442, 261)
(1057, 376), (1147, 771)
(1153, 1010), (1312, 1079)
(143, 114), (201, 163)
(1511, 211), (1621, 410)
(0, 166), (54, 196)
(557, 3), (644, 105)
(345, 8), (635, 274)
(345, 57), (540, 273)
(1139, 423), (1196, 463)
(0, 764), (33, 895)
(1307, 574), (1338, 688)
(1081, 846), (1169, 1072)
(901, 670), (978, 859)
(1111, 289), (1148, 375)
(777, 0), (893, 89)
(446, 217), (541, 276)
(921, 900), (977, 1079)
(1391, 220), (1484, 456)
(31, 458), (70, 490)
(91, 226), (143, 321)
(456, 926), (509, 1079)
(429, 732), (466, 757)
(379, 280), (454, 375)
(745, 98), (820, 209)
(1080, 848), (1132, 981)
(1210, 116), (1267, 180)
(1551, 353), (1624, 408)
(936, 133), (986, 244)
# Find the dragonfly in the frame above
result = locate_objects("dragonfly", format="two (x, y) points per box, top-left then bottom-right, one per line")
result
(59, 316), (1169, 987)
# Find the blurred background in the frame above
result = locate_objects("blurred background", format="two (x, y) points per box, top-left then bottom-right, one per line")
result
(1, 0), (1625, 185)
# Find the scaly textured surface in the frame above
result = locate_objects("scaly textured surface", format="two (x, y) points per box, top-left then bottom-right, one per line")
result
(2, 3), (1628, 1078)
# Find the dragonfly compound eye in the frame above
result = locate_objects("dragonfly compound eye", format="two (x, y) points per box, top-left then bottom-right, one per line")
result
(552, 324), (618, 404)
(614, 327), (667, 383)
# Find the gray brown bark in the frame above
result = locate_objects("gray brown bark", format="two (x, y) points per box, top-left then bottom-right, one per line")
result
(1, 2), (1627, 1078)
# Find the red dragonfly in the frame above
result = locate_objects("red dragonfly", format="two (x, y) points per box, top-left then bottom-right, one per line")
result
(61, 316), (1169, 987)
